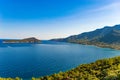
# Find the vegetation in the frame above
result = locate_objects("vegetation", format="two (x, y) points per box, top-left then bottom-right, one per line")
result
(51, 24), (120, 50)
(67, 39), (120, 50)
(0, 56), (120, 80)
(0, 77), (21, 80)
(1, 25), (120, 79)
(37, 56), (120, 80)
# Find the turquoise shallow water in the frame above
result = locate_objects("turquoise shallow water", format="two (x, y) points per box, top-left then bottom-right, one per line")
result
(0, 41), (120, 79)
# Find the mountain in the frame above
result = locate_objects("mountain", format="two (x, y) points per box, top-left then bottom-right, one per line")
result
(51, 24), (120, 49)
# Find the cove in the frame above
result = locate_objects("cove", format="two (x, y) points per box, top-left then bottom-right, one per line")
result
(0, 41), (120, 79)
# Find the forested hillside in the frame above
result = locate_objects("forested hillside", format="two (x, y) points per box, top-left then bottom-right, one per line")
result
(51, 24), (120, 50)
(35, 56), (120, 80)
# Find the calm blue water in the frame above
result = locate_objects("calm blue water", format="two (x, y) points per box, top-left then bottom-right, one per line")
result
(0, 41), (120, 79)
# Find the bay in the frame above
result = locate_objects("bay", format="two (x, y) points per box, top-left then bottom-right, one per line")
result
(0, 41), (120, 79)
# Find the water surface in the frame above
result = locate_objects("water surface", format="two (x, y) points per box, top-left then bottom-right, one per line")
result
(0, 41), (120, 79)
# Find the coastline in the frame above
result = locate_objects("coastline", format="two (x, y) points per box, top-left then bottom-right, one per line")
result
(1, 56), (120, 80)
(38, 56), (120, 80)
(65, 41), (120, 50)
(0, 41), (120, 80)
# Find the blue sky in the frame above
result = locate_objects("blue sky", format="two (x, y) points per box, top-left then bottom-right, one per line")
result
(0, 0), (120, 39)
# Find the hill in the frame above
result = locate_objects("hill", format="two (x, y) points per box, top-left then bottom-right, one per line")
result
(36, 56), (120, 80)
(51, 24), (120, 49)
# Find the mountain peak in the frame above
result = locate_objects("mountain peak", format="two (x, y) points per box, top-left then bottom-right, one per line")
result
(51, 24), (120, 44)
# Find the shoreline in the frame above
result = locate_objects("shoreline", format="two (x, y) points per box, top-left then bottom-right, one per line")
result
(65, 41), (120, 50)
(1, 56), (120, 80)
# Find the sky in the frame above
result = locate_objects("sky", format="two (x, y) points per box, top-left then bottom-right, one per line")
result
(0, 0), (120, 40)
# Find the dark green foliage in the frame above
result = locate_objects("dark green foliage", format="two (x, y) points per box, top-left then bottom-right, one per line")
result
(37, 56), (120, 80)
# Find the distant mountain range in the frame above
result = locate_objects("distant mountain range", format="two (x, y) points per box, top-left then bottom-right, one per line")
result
(51, 24), (120, 49)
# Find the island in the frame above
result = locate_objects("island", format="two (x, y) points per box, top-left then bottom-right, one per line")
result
(2, 37), (40, 44)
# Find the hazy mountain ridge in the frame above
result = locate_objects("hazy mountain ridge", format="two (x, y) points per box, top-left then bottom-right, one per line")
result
(51, 24), (120, 49)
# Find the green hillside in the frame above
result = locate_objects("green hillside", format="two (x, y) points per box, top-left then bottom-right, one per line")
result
(36, 56), (120, 80)
(51, 24), (120, 50)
